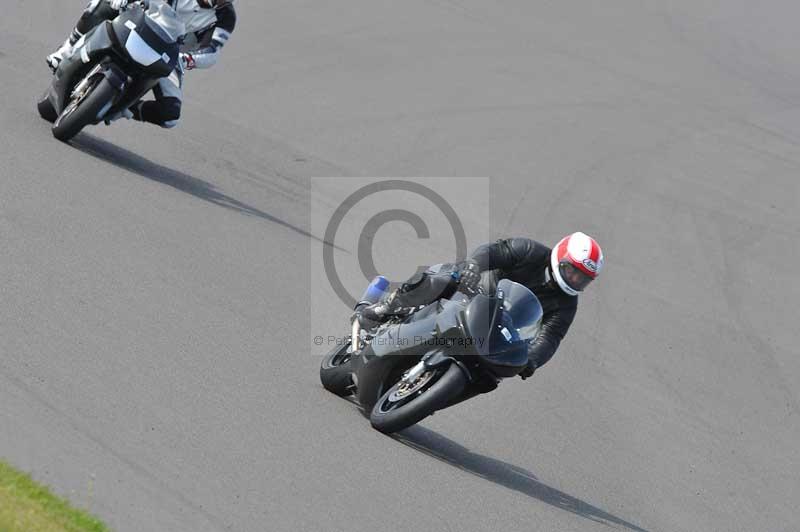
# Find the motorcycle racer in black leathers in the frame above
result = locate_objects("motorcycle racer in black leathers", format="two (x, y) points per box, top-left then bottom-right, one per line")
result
(355, 233), (604, 381)
(46, 0), (236, 128)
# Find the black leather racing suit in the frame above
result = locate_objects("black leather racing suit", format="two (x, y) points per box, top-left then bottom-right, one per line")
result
(384, 238), (576, 371)
(469, 238), (577, 369)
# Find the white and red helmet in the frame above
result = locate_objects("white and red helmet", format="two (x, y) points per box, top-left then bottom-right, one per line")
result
(550, 232), (604, 296)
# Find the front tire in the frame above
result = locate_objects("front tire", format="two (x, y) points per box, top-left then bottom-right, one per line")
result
(52, 76), (116, 142)
(319, 338), (354, 396)
(369, 362), (467, 434)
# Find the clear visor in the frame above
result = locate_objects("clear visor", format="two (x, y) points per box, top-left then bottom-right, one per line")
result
(558, 261), (593, 292)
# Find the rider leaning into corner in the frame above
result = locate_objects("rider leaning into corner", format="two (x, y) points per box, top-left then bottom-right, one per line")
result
(355, 232), (604, 383)
(46, 0), (236, 128)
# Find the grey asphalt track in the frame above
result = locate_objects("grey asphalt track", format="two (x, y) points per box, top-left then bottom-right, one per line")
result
(2, 1), (799, 531)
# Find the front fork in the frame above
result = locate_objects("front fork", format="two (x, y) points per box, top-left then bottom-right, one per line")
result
(402, 350), (472, 387)
(70, 64), (105, 100)
(351, 319), (361, 351)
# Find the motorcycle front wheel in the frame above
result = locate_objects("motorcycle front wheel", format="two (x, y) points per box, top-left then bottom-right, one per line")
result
(369, 362), (467, 434)
(52, 76), (117, 141)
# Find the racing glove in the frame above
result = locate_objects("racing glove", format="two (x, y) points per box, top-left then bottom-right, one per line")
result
(109, 0), (129, 10)
(457, 259), (481, 294)
(519, 359), (536, 380)
(180, 53), (196, 71)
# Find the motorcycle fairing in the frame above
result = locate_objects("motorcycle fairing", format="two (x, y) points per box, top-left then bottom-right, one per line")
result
(353, 299), (470, 410)
(110, 6), (178, 78)
(48, 23), (117, 115)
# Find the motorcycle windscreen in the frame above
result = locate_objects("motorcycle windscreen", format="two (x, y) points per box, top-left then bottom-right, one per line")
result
(497, 278), (543, 344)
(145, 0), (186, 43)
(464, 279), (542, 372)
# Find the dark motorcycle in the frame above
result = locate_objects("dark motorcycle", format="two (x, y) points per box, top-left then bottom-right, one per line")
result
(320, 267), (543, 433)
(37, 0), (184, 141)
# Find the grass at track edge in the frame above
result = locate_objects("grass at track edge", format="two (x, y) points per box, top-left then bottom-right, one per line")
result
(0, 459), (109, 532)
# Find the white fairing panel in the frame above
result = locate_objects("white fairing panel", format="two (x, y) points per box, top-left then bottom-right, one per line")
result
(125, 31), (161, 67)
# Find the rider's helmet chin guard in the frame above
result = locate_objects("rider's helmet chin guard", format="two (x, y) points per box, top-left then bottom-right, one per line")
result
(550, 232), (604, 296)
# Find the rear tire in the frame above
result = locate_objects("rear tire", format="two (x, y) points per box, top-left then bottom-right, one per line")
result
(319, 338), (354, 396)
(369, 362), (467, 434)
(52, 76), (116, 142)
(37, 91), (57, 123)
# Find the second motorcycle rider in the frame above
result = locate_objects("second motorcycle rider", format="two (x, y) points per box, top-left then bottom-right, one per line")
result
(46, 0), (236, 128)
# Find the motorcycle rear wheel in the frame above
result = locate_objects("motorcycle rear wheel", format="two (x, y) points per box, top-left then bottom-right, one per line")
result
(369, 362), (467, 434)
(37, 91), (57, 123)
(319, 338), (354, 396)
